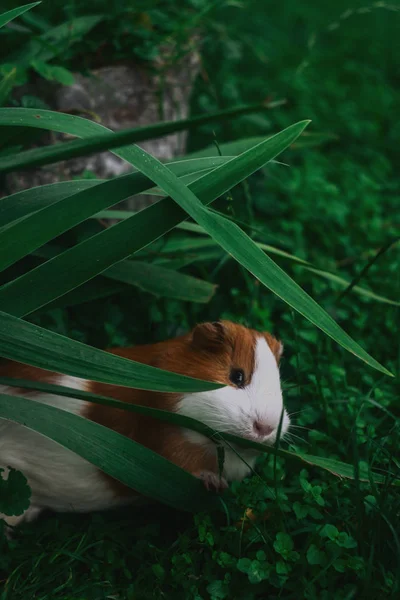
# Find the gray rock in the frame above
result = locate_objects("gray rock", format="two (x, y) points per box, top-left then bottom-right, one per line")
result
(6, 47), (201, 212)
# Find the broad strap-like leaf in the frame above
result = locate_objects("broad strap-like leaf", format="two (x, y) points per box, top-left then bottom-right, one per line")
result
(0, 103), (277, 173)
(0, 311), (220, 393)
(0, 180), (102, 227)
(105, 260), (216, 303)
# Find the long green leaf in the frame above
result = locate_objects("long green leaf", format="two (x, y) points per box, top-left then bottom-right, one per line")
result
(0, 378), (395, 485)
(0, 103), (280, 173)
(79, 133), (390, 376)
(0, 157), (230, 229)
(105, 260), (216, 303)
(0, 157), (231, 272)
(0, 393), (220, 513)
(154, 251), (223, 271)
(31, 243), (215, 305)
(186, 136), (272, 159)
(0, 122), (306, 315)
(0, 2), (41, 29)
(303, 266), (400, 306)
(0, 179), (102, 227)
(185, 131), (336, 159)
(0, 310), (220, 393)
(139, 236), (218, 256)
(136, 169), (228, 198)
(31, 278), (127, 313)
(97, 213), (310, 265)
(336, 237), (400, 304)
(34, 254), (221, 312)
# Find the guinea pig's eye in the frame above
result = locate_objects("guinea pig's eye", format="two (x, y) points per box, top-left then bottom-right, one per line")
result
(229, 368), (245, 388)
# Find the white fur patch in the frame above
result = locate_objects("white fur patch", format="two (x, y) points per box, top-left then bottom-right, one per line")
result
(0, 376), (128, 521)
(177, 337), (290, 481)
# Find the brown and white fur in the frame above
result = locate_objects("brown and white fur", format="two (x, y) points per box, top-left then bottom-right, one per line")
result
(0, 320), (289, 531)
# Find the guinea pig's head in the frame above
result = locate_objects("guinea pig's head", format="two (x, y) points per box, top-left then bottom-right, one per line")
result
(177, 321), (290, 445)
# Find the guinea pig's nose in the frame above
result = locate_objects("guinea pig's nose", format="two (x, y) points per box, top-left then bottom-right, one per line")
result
(253, 421), (274, 437)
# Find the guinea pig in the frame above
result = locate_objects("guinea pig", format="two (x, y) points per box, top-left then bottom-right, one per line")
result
(0, 320), (289, 531)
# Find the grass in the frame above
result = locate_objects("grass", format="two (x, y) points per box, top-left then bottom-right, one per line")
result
(1, 0), (400, 598)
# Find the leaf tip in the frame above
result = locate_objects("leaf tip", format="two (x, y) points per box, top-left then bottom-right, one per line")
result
(372, 360), (394, 378)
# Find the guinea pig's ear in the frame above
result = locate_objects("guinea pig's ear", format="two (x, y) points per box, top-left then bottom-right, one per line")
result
(264, 332), (284, 364)
(192, 321), (225, 352)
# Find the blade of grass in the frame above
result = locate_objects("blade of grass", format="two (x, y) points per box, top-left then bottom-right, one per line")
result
(0, 310), (221, 393)
(185, 131), (336, 159)
(32, 278), (127, 312)
(153, 250), (223, 271)
(0, 179), (102, 227)
(104, 260), (216, 303)
(0, 102), (283, 173)
(37, 283), (128, 312)
(304, 266), (400, 307)
(335, 237), (400, 304)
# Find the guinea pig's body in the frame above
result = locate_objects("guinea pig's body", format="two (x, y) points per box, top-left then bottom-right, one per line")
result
(0, 321), (289, 530)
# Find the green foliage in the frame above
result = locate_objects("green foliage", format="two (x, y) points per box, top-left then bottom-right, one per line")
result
(0, 0), (216, 105)
(0, 467), (31, 516)
(237, 553), (272, 584)
(0, 0), (399, 599)
(0, 7), (101, 104)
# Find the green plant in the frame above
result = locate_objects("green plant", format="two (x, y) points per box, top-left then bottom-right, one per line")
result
(0, 1), (399, 599)
(0, 0), (220, 106)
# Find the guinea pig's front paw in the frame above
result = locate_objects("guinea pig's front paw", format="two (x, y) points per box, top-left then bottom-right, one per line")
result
(194, 470), (228, 493)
